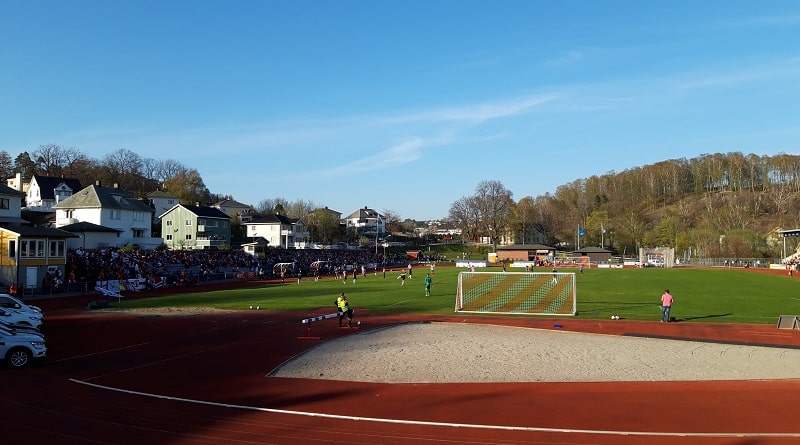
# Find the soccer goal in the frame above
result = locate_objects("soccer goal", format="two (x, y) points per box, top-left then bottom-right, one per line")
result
(455, 271), (577, 316)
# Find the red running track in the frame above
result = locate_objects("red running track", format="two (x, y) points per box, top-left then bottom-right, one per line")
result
(4, 279), (800, 445)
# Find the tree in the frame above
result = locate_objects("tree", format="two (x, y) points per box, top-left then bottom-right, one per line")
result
(448, 196), (480, 242)
(256, 198), (289, 215)
(448, 180), (513, 248)
(14, 152), (35, 179)
(162, 168), (210, 205)
(0, 151), (14, 180)
(514, 196), (536, 244)
(284, 199), (317, 219)
(154, 159), (188, 183)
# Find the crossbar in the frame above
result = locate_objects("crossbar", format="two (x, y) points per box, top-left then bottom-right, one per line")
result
(302, 312), (340, 324)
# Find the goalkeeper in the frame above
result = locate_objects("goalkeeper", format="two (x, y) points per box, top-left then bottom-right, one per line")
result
(336, 292), (354, 327)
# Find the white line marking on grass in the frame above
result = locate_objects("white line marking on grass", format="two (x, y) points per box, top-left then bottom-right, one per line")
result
(70, 379), (800, 439)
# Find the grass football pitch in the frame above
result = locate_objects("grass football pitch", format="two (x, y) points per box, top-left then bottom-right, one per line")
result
(116, 266), (800, 324)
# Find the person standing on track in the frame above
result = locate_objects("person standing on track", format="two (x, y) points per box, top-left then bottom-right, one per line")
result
(661, 289), (674, 322)
(337, 292), (354, 327)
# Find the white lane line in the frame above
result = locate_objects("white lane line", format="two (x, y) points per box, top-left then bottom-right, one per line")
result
(70, 378), (800, 439)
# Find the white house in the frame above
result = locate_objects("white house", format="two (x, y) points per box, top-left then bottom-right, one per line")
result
(344, 206), (386, 240)
(24, 174), (83, 212)
(0, 183), (27, 225)
(54, 183), (162, 250)
(243, 214), (309, 249)
(146, 190), (179, 223)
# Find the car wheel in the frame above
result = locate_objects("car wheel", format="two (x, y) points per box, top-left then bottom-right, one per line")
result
(7, 347), (32, 368)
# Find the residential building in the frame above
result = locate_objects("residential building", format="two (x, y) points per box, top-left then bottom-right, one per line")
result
(0, 183), (26, 226)
(159, 204), (231, 250)
(344, 206), (385, 241)
(24, 174), (82, 212)
(54, 183), (161, 250)
(0, 225), (76, 292)
(147, 190), (179, 223)
(243, 214), (309, 249)
(211, 197), (253, 222)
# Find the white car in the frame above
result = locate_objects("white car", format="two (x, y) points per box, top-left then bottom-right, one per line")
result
(0, 308), (43, 331)
(0, 320), (41, 335)
(0, 326), (46, 368)
(0, 293), (42, 315)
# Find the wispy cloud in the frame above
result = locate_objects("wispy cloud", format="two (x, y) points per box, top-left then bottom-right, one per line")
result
(292, 138), (425, 180)
(381, 94), (556, 125)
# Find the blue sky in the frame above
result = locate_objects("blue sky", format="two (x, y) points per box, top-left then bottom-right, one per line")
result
(2, 1), (799, 220)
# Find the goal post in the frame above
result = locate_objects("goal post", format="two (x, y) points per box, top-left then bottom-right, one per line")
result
(455, 271), (577, 316)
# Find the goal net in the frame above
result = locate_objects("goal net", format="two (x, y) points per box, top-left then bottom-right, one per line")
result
(455, 271), (577, 316)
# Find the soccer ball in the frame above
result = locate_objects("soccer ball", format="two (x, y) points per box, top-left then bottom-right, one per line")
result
(611, 315), (619, 320)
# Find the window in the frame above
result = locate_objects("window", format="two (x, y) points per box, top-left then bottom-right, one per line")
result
(132, 229), (145, 238)
(110, 210), (121, 220)
(49, 240), (65, 257)
(20, 239), (46, 258)
(0, 198), (8, 210)
(35, 240), (46, 257)
(185, 234), (192, 240)
(166, 220), (173, 227)
(185, 219), (193, 226)
(166, 234), (173, 241)
(133, 212), (144, 221)
(7, 240), (15, 258)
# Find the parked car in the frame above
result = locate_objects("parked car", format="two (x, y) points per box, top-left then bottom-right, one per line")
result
(0, 293), (42, 314)
(0, 308), (43, 330)
(0, 320), (41, 335)
(0, 326), (46, 368)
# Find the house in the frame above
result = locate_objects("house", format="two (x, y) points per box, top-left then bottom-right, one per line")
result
(241, 237), (270, 258)
(495, 244), (557, 263)
(54, 183), (161, 250)
(0, 225), (77, 292)
(57, 221), (124, 251)
(24, 174), (82, 212)
(243, 214), (309, 249)
(211, 197), (253, 223)
(146, 190), (179, 223)
(159, 204), (231, 250)
(344, 207), (385, 241)
(497, 223), (546, 246)
(572, 246), (613, 264)
(0, 183), (27, 226)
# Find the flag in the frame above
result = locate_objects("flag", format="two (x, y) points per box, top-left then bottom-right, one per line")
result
(578, 226), (585, 237)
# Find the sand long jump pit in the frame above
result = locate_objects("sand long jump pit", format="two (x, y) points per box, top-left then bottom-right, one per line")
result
(270, 322), (800, 383)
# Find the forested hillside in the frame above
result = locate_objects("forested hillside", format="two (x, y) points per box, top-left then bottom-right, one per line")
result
(452, 152), (800, 260)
